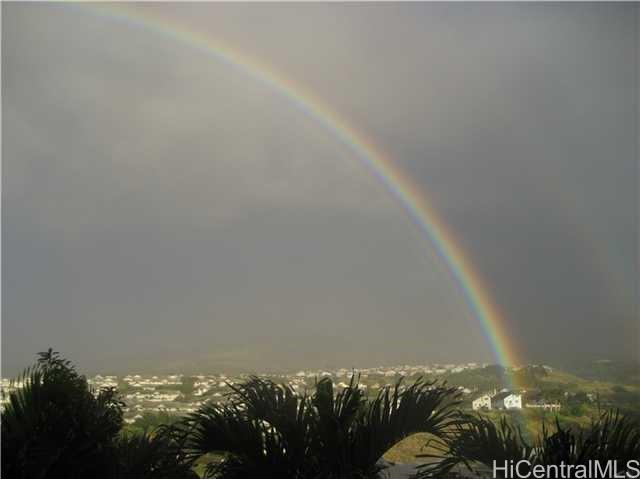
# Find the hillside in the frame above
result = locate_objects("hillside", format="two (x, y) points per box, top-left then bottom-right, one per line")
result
(384, 363), (640, 464)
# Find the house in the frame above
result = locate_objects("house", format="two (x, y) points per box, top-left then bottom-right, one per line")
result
(493, 392), (522, 410)
(472, 394), (492, 411)
(503, 394), (522, 409)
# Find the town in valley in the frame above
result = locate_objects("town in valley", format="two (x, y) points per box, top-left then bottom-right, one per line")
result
(4, 359), (635, 437)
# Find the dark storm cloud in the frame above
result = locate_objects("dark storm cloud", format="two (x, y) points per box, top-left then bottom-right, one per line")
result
(2, 3), (637, 374)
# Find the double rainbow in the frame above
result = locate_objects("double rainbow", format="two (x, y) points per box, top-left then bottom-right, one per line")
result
(73, 3), (522, 382)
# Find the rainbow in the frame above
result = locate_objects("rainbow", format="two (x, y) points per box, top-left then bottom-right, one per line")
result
(71, 3), (522, 383)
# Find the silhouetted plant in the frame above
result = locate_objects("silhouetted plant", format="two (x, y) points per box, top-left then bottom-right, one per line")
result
(1, 349), (196, 479)
(417, 413), (534, 477)
(417, 410), (640, 478)
(2, 349), (124, 478)
(114, 427), (198, 479)
(183, 375), (461, 479)
(536, 410), (640, 465)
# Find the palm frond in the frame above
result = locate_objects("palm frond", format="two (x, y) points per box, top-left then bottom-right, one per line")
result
(115, 428), (198, 479)
(417, 409), (640, 478)
(185, 375), (461, 479)
(417, 414), (534, 477)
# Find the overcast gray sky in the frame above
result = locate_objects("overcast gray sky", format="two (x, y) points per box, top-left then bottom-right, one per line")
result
(3, 3), (638, 375)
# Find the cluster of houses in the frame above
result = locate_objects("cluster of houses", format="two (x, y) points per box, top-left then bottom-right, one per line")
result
(121, 402), (202, 424)
(92, 364), (490, 423)
(2, 363), (566, 420)
(472, 390), (561, 411)
(472, 391), (523, 410)
(120, 374), (182, 388)
(0, 378), (21, 411)
(193, 375), (233, 397)
(290, 363), (484, 380)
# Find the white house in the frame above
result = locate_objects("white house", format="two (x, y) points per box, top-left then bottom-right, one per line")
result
(503, 394), (522, 410)
(472, 394), (492, 411)
(491, 392), (523, 410)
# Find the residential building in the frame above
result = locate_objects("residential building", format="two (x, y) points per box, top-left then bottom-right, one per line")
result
(472, 394), (492, 410)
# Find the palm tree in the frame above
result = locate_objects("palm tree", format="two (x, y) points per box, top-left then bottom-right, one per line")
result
(183, 375), (462, 478)
(114, 427), (198, 479)
(417, 414), (535, 477)
(2, 349), (124, 479)
(535, 410), (640, 465)
(417, 410), (640, 478)
(1, 349), (197, 479)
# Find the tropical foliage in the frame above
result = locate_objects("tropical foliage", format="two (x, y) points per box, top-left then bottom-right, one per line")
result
(2, 349), (124, 478)
(182, 375), (462, 478)
(114, 428), (197, 479)
(1, 350), (196, 479)
(4, 351), (639, 479)
(417, 410), (640, 478)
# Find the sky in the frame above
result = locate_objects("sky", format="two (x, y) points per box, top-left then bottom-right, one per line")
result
(2, 3), (638, 375)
